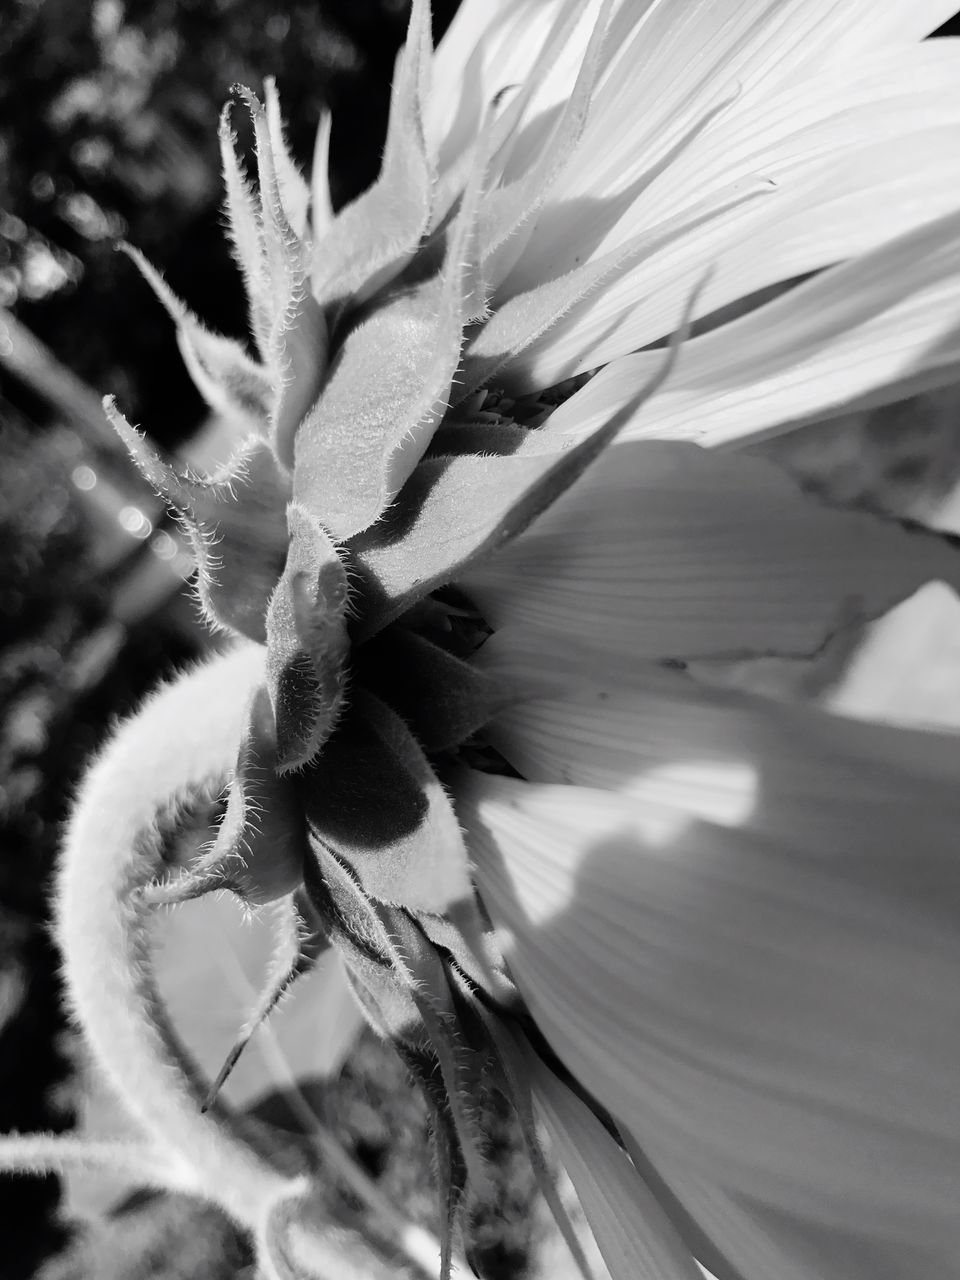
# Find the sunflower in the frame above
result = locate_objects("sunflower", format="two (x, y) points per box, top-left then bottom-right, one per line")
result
(7, 1), (960, 1277)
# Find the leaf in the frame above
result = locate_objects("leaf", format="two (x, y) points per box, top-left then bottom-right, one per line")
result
(293, 93), (492, 540)
(266, 504), (350, 772)
(299, 690), (474, 915)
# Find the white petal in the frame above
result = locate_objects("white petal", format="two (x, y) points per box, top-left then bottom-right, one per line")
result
(510, 36), (960, 272)
(542, 209), (960, 449)
(525, 1046), (702, 1280)
(821, 581), (960, 730)
(428, 0), (596, 169)
(433, 0), (954, 175)
(621, 1136), (878, 1280)
(477, 620), (960, 823)
(503, 43), (960, 385)
(461, 439), (960, 660)
(461, 767), (960, 1273)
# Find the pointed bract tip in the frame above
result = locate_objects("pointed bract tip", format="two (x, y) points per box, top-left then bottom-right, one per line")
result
(201, 1038), (248, 1112)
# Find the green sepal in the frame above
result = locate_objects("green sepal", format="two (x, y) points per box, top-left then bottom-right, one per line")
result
(310, 0), (435, 309)
(263, 77), (310, 239)
(293, 99), (490, 540)
(426, 1093), (467, 1280)
(297, 689), (474, 915)
(417, 901), (518, 1012)
(120, 244), (272, 432)
(465, 995), (596, 1280)
(309, 844), (425, 1045)
(106, 401), (290, 640)
(309, 851), (492, 1205)
(352, 625), (515, 752)
(270, 283), (329, 472)
(219, 102), (272, 356)
(299, 681), (508, 1001)
(266, 504), (350, 772)
(346, 346), (675, 639)
(237, 87), (330, 468)
(427, 418), (529, 458)
(211, 686), (310, 905)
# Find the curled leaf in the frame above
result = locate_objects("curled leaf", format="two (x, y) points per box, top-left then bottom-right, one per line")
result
(144, 684), (310, 910)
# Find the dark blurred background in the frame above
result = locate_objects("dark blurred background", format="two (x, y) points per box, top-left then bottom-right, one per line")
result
(2, 4), (960, 1277)
(0, 3), (462, 1275)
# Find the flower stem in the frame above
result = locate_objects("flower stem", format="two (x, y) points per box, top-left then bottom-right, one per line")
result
(0, 1134), (183, 1191)
(54, 646), (294, 1228)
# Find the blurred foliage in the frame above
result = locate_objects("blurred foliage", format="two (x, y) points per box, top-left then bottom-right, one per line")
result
(0, 0), (458, 447)
(39, 1028), (543, 1280)
(0, 2), (455, 1272)
(0, 410), (200, 1279)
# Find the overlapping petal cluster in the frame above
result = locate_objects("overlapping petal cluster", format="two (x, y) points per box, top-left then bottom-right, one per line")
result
(6, 2), (960, 1278)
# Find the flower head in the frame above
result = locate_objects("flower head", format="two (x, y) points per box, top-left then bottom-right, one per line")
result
(8, 2), (960, 1277)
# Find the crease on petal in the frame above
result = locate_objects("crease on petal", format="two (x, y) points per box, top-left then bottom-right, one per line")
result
(548, 208), (960, 449)
(462, 440), (960, 661)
